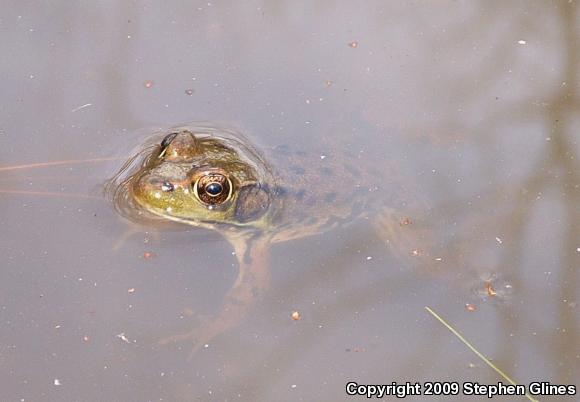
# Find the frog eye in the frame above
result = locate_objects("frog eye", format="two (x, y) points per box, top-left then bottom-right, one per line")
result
(160, 132), (178, 149)
(159, 131), (199, 161)
(193, 172), (232, 206)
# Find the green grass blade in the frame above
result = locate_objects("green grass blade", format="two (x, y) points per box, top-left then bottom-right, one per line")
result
(425, 306), (539, 402)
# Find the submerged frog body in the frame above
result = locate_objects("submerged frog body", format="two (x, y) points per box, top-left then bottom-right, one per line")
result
(107, 125), (429, 356)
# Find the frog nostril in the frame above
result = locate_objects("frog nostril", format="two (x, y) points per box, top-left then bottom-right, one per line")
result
(161, 181), (174, 192)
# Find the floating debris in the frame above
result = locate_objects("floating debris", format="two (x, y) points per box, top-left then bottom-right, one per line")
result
(485, 281), (497, 297)
(291, 311), (301, 321)
(325, 80), (334, 87)
(465, 303), (477, 312)
(116, 332), (132, 344)
(495, 237), (503, 244)
(127, 288), (135, 294)
(345, 347), (366, 352)
(143, 251), (155, 260)
(348, 41), (358, 48)
(471, 273), (513, 302)
(54, 379), (61, 386)
(185, 89), (194, 95)
(71, 103), (92, 112)
(517, 40), (527, 45)
(143, 80), (154, 88)
(400, 217), (412, 226)
(182, 307), (194, 317)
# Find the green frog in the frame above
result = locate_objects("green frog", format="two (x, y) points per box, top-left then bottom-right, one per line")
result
(107, 125), (430, 356)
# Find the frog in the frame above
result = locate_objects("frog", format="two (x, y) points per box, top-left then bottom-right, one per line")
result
(106, 125), (431, 357)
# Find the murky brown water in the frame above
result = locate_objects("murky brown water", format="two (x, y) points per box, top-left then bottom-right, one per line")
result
(1, 1), (579, 401)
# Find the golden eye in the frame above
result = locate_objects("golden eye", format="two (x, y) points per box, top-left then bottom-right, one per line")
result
(193, 172), (232, 206)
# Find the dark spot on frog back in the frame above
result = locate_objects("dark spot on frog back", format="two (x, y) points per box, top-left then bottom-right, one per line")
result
(344, 163), (360, 176)
(272, 144), (291, 155)
(294, 189), (306, 201)
(290, 165), (305, 175)
(324, 192), (338, 203)
(320, 166), (334, 176)
(273, 144), (307, 157)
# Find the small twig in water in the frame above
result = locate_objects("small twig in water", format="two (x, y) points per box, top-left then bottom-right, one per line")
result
(0, 157), (124, 172)
(425, 306), (539, 402)
(0, 189), (100, 199)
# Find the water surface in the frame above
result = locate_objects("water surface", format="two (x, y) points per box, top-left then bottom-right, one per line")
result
(0, 1), (578, 401)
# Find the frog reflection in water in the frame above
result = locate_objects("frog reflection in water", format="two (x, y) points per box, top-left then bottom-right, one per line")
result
(107, 126), (429, 356)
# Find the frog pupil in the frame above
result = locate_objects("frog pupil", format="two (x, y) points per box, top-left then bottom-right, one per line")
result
(206, 182), (223, 196)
